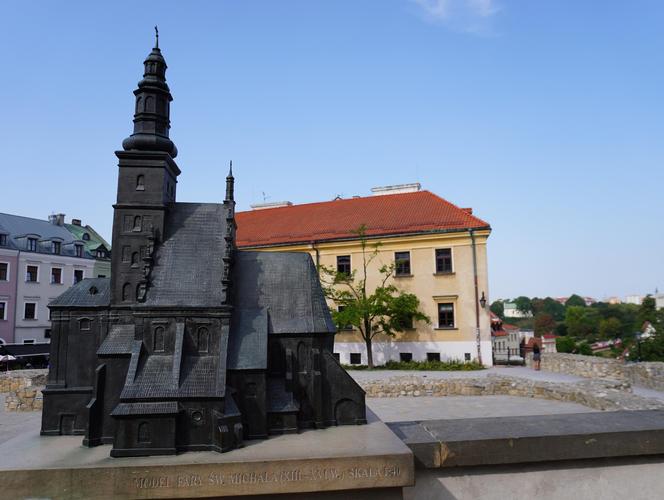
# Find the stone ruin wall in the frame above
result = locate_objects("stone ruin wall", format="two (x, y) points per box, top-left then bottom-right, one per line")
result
(527, 353), (664, 391)
(0, 369), (46, 412)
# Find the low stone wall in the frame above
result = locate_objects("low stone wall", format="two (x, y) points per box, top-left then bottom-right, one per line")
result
(0, 369), (47, 412)
(526, 353), (664, 391)
(360, 374), (664, 411)
(625, 362), (664, 392)
(4, 386), (43, 412)
(0, 369), (47, 393)
(528, 353), (626, 380)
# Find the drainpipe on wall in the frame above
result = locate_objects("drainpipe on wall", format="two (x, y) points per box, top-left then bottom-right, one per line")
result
(469, 229), (483, 365)
(310, 241), (320, 269)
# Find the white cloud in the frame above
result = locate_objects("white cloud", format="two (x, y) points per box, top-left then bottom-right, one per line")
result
(410, 0), (500, 33)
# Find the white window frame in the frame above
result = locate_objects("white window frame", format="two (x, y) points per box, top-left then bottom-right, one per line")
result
(23, 301), (38, 320)
(0, 261), (9, 282)
(73, 268), (85, 284)
(436, 302), (456, 329)
(434, 247), (454, 274)
(25, 264), (39, 283)
(0, 301), (7, 320)
(50, 266), (63, 285)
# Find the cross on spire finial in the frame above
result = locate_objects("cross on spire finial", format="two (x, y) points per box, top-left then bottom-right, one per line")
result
(154, 25), (159, 48)
(228, 160), (233, 177)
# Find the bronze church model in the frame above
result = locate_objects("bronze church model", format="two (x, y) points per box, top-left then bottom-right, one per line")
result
(40, 34), (366, 457)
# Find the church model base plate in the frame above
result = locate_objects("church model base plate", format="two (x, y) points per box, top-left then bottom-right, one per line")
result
(0, 410), (413, 499)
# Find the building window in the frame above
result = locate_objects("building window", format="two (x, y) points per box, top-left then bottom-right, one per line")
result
(44, 329), (51, 339)
(27, 238), (37, 252)
(0, 302), (6, 321)
(437, 303), (455, 328)
(333, 353), (340, 362)
(51, 267), (63, 284)
(51, 241), (61, 255)
(79, 318), (91, 331)
(435, 248), (453, 274)
(122, 246), (130, 262)
(350, 353), (362, 365)
(26, 265), (38, 282)
(74, 270), (84, 284)
(398, 315), (414, 330)
(0, 263), (8, 281)
(464, 353), (471, 361)
(122, 283), (131, 301)
(96, 249), (105, 259)
(82, 233), (90, 241)
(427, 352), (441, 362)
(399, 352), (413, 362)
(132, 216), (142, 232)
(23, 339), (35, 345)
(136, 175), (145, 191)
(394, 251), (411, 276)
(24, 302), (37, 320)
(153, 326), (165, 352)
(197, 327), (209, 353)
(0, 234), (6, 246)
(75, 244), (83, 257)
(336, 255), (351, 276)
(131, 252), (139, 267)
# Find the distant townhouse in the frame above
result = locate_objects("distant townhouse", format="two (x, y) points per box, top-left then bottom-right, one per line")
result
(0, 213), (110, 344)
(236, 183), (493, 366)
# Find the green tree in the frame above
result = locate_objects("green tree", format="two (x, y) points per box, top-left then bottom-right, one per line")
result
(490, 300), (504, 319)
(565, 306), (600, 339)
(556, 336), (576, 353)
(540, 297), (565, 321)
(534, 313), (556, 337)
(514, 296), (533, 316)
(576, 342), (593, 356)
(319, 225), (430, 368)
(636, 296), (658, 331)
(565, 294), (587, 308)
(598, 317), (622, 340)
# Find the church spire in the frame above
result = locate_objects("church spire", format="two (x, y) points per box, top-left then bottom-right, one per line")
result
(121, 29), (178, 158)
(225, 161), (234, 202)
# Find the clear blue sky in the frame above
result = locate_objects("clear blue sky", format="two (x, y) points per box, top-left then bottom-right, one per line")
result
(1, 1), (663, 300)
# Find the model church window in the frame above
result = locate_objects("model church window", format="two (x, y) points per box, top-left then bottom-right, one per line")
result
(138, 422), (150, 443)
(133, 216), (142, 232)
(197, 327), (209, 353)
(80, 318), (91, 331)
(154, 326), (165, 352)
(122, 283), (131, 301)
(131, 252), (139, 267)
(136, 175), (145, 191)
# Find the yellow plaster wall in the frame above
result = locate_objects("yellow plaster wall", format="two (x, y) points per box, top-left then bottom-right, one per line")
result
(242, 230), (491, 347)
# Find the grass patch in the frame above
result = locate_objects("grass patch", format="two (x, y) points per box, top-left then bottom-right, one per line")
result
(341, 359), (485, 371)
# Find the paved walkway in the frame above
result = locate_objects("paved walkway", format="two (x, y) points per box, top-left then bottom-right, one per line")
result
(351, 366), (586, 384)
(368, 395), (596, 422)
(0, 395), (41, 445)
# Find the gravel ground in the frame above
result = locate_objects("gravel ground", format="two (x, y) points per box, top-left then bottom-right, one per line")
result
(0, 395), (41, 445)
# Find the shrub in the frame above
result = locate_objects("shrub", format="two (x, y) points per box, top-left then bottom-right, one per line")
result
(342, 359), (484, 371)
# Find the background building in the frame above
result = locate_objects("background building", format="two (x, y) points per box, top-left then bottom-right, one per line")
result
(236, 183), (493, 366)
(0, 212), (110, 344)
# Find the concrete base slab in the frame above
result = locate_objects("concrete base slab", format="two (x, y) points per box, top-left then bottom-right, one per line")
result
(0, 410), (413, 499)
(389, 410), (664, 468)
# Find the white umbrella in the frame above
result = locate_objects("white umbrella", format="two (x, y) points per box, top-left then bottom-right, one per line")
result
(0, 354), (16, 362)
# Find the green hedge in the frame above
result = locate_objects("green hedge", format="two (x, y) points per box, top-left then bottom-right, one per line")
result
(341, 359), (484, 371)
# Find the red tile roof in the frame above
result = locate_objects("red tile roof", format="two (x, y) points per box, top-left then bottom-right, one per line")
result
(236, 191), (490, 248)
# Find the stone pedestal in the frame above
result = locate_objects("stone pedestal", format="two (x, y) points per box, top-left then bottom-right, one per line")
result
(0, 410), (413, 499)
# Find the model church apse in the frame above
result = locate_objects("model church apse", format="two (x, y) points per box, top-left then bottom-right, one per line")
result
(40, 34), (366, 457)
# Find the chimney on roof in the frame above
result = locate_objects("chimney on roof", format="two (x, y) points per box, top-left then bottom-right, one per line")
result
(71, 219), (82, 226)
(462, 208), (473, 214)
(370, 183), (421, 196)
(55, 213), (65, 226)
(250, 201), (293, 211)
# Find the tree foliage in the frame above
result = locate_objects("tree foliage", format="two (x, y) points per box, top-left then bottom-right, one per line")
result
(490, 300), (504, 319)
(514, 296), (533, 315)
(319, 225), (430, 368)
(598, 317), (622, 340)
(565, 306), (600, 339)
(534, 313), (556, 337)
(565, 294), (587, 308)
